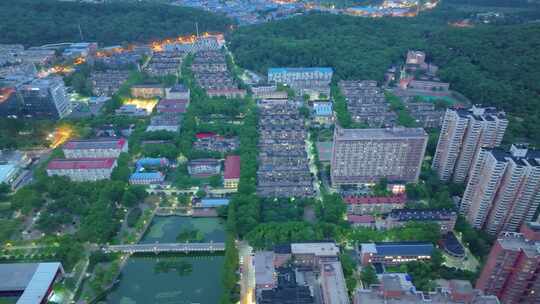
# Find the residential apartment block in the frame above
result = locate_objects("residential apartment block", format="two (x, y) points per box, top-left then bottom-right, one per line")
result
(476, 222), (540, 304)
(460, 145), (540, 235)
(331, 127), (427, 186)
(62, 138), (128, 159)
(432, 106), (507, 183)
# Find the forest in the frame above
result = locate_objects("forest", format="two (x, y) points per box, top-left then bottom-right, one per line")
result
(228, 9), (540, 144)
(0, 0), (233, 47)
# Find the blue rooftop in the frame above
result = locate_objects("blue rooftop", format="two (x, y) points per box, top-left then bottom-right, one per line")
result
(136, 157), (169, 168)
(314, 102), (333, 116)
(268, 67), (333, 74)
(129, 172), (164, 181)
(200, 198), (230, 208)
(374, 242), (434, 256)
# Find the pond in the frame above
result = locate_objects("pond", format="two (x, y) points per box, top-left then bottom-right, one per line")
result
(105, 216), (225, 304)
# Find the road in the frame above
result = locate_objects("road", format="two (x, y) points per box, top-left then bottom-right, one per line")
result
(238, 242), (255, 304)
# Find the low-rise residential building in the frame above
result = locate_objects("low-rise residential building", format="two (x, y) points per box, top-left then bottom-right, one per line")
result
(145, 50), (184, 77)
(62, 138), (128, 159)
(257, 101), (314, 198)
(206, 88), (247, 99)
(165, 84), (190, 100)
(251, 85), (288, 100)
(345, 193), (407, 215)
(385, 208), (457, 233)
(339, 80), (396, 127)
(224, 155), (240, 190)
(187, 159), (221, 177)
(146, 114), (181, 132)
(359, 242), (434, 266)
(156, 99), (189, 114)
(347, 214), (376, 228)
(90, 70), (130, 97)
(47, 158), (117, 181)
(193, 132), (239, 153)
(130, 84), (165, 99)
(268, 67), (333, 96)
(115, 104), (149, 116)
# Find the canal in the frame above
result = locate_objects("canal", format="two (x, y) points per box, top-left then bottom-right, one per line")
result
(105, 216), (226, 304)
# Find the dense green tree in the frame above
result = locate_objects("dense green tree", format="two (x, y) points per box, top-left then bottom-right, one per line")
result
(0, 0), (233, 47)
(360, 265), (378, 287)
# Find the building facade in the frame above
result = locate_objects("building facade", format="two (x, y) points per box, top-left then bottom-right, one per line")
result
(385, 208), (457, 233)
(476, 222), (540, 304)
(46, 158), (117, 182)
(432, 106), (507, 183)
(460, 145), (540, 235)
(331, 127), (427, 186)
(18, 76), (70, 119)
(224, 155), (240, 190)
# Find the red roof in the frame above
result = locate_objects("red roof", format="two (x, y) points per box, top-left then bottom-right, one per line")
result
(196, 132), (216, 139)
(224, 155), (240, 179)
(344, 193), (407, 205)
(63, 138), (126, 150)
(347, 214), (375, 224)
(47, 158), (116, 170)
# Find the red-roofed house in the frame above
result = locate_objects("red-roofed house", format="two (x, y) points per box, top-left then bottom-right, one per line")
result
(195, 132), (216, 139)
(345, 193), (406, 215)
(46, 158), (117, 181)
(224, 155), (240, 190)
(347, 214), (376, 228)
(62, 138), (128, 159)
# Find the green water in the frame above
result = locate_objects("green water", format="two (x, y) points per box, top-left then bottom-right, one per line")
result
(141, 216), (226, 243)
(106, 217), (225, 304)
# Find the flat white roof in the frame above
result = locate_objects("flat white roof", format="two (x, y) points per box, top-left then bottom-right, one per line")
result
(291, 242), (339, 257)
(254, 251), (275, 285)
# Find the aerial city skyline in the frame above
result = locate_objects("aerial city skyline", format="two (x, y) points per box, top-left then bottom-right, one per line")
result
(1, 0), (539, 303)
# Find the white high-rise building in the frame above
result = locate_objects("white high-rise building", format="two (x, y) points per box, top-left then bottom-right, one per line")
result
(432, 106), (507, 183)
(461, 145), (540, 235)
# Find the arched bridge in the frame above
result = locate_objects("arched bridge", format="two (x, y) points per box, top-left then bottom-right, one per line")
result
(102, 242), (225, 254)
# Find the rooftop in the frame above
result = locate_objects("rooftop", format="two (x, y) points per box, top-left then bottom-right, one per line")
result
(335, 127), (427, 141)
(268, 67), (333, 74)
(47, 158), (116, 170)
(63, 138), (127, 150)
(361, 242), (434, 257)
(254, 251), (275, 286)
(291, 242), (339, 257)
(224, 155), (241, 179)
(0, 262), (63, 304)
